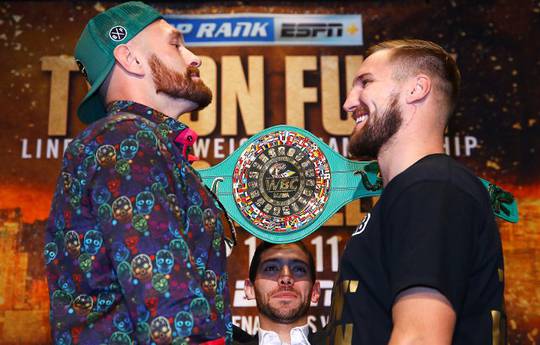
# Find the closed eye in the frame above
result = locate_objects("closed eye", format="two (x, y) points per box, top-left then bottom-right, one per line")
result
(170, 30), (185, 50)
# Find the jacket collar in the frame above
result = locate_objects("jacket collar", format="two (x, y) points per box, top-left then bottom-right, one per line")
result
(107, 100), (188, 144)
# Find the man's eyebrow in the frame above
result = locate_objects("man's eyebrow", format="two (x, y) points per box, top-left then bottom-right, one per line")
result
(353, 72), (373, 86)
(290, 259), (309, 266)
(259, 258), (279, 266)
(170, 30), (184, 42)
(259, 258), (308, 266)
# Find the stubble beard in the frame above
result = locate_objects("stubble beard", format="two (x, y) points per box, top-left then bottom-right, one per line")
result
(256, 288), (310, 324)
(348, 94), (403, 160)
(148, 54), (212, 110)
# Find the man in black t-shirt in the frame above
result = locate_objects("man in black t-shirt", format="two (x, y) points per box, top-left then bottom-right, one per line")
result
(327, 40), (506, 345)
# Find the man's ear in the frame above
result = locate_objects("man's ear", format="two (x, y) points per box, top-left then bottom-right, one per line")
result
(310, 280), (321, 304)
(113, 44), (145, 76)
(244, 279), (256, 300)
(405, 74), (431, 104)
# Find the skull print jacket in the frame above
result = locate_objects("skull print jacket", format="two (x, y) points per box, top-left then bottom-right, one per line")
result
(45, 101), (232, 345)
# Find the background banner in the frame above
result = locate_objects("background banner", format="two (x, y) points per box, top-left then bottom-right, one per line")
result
(0, 1), (538, 344)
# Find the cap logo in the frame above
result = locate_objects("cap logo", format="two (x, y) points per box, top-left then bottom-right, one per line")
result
(75, 59), (89, 82)
(109, 26), (127, 41)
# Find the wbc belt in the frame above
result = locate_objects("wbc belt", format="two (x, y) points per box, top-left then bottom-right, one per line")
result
(198, 125), (518, 244)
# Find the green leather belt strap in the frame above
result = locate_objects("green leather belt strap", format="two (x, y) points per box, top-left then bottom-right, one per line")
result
(198, 125), (518, 243)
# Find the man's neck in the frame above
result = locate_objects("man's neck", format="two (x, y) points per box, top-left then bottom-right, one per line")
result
(259, 317), (308, 344)
(106, 80), (196, 120)
(377, 129), (444, 186)
(151, 94), (197, 120)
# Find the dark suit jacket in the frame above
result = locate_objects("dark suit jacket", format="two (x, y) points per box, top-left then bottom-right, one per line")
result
(233, 325), (327, 345)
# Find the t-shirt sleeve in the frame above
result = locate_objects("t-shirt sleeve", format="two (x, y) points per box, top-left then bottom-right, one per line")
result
(385, 180), (478, 314)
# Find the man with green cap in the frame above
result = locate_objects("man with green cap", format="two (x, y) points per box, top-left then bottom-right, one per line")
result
(44, 2), (232, 344)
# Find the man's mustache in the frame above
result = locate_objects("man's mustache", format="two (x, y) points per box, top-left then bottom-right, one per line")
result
(270, 287), (299, 297)
(186, 66), (200, 79)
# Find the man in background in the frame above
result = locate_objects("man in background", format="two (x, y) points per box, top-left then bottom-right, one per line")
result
(234, 241), (324, 345)
(44, 2), (231, 344)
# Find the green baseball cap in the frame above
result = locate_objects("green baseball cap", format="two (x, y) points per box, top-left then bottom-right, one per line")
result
(74, 1), (162, 124)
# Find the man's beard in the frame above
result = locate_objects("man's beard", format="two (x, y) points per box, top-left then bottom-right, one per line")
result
(348, 94), (402, 159)
(148, 54), (212, 110)
(255, 288), (310, 324)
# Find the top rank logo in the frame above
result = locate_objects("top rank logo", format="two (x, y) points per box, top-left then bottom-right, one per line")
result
(165, 16), (274, 45)
(177, 20), (270, 39)
(281, 23), (343, 38)
(164, 14), (362, 46)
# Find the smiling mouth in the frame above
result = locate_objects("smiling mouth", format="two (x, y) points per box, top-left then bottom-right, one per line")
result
(352, 103), (370, 127)
(355, 114), (368, 124)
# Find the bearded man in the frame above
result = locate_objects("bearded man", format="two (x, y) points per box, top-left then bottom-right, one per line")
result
(44, 2), (232, 344)
(234, 241), (324, 345)
(327, 39), (506, 345)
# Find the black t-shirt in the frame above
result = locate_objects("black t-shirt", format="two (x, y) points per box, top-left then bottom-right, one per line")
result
(327, 154), (506, 345)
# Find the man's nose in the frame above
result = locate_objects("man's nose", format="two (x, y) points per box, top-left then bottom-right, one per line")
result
(343, 88), (360, 112)
(278, 266), (294, 287)
(182, 47), (201, 68)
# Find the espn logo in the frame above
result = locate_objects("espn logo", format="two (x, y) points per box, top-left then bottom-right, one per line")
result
(281, 23), (343, 38)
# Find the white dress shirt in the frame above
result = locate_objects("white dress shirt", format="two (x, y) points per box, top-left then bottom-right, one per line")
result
(257, 324), (311, 345)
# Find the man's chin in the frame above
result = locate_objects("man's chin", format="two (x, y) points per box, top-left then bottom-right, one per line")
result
(175, 96), (210, 114)
(348, 137), (377, 160)
(268, 308), (303, 323)
(181, 99), (200, 113)
(350, 153), (377, 161)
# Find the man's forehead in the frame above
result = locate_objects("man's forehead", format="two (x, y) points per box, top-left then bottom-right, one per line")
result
(143, 19), (180, 36)
(260, 244), (309, 263)
(358, 49), (393, 75)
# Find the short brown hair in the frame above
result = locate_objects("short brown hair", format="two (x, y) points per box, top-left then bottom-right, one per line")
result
(366, 39), (461, 118)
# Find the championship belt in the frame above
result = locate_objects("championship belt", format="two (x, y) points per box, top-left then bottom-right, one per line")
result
(198, 125), (518, 243)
